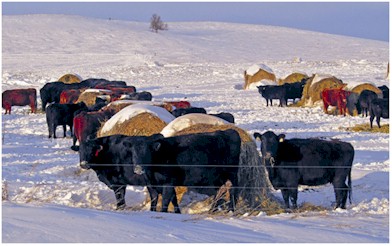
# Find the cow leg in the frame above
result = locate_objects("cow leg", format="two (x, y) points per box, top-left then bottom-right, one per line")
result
(376, 116), (381, 128)
(370, 115), (375, 128)
(288, 188), (298, 209)
(112, 185), (127, 210)
(161, 186), (177, 213)
(62, 124), (67, 138)
(146, 186), (159, 212)
(281, 189), (291, 209)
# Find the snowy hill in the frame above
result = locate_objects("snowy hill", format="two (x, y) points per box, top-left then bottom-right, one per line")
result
(2, 14), (389, 243)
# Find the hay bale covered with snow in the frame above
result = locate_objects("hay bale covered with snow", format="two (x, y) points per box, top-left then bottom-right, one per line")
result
(277, 72), (309, 85)
(58, 73), (82, 84)
(297, 74), (345, 106)
(76, 89), (112, 107)
(344, 82), (382, 96)
(98, 104), (175, 137)
(243, 64), (277, 90)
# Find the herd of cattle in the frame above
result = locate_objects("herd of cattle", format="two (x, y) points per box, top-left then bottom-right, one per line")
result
(256, 79), (389, 128)
(1, 75), (385, 214)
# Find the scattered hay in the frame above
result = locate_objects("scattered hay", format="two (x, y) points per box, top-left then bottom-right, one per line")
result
(58, 74), (82, 84)
(98, 112), (167, 137)
(278, 72), (309, 85)
(2, 181), (8, 201)
(342, 123), (389, 133)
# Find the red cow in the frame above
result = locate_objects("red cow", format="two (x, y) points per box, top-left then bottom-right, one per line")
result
(71, 108), (116, 151)
(2, 88), (37, 114)
(59, 89), (83, 104)
(165, 101), (191, 109)
(321, 88), (352, 116)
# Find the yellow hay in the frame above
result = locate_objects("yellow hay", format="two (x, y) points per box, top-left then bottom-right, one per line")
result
(58, 74), (82, 84)
(172, 123), (253, 143)
(297, 75), (344, 106)
(76, 91), (111, 107)
(278, 72), (309, 85)
(244, 69), (276, 90)
(348, 83), (382, 95)
(97, 112), (167, 138)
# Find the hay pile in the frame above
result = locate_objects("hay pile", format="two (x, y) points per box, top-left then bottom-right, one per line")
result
(341, 123), (389, 133)
(173, 123), (253, 143)
(76, 89), (112, 107)
(278, 72), (309, 85)
(58, 74), (82, 84)
(345, 82), (382, 96)
(244, 64), (276, 90)
(98, 104), (175, 137)
(297, 74), (344, 106)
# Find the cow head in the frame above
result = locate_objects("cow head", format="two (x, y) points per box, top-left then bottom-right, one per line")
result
(253, 131), (284, 168)
(78, 137), (103, 169)
(124, 134), (164, 175)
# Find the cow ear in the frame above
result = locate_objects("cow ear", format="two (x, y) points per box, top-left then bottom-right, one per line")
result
(278, 134), (285, 142)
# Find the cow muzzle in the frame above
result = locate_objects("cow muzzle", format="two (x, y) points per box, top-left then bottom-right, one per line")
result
(134, 165), (145, 175)
(79, 161), (90, 169)
(262, 153), (276, 167)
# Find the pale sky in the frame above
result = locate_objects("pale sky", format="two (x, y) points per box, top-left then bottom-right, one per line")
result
(2, 2), (389, 42)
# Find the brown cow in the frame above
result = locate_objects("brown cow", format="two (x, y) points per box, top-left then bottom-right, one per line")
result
(2, 88), (37, 114)
(59, 89), (84, 104)
(321, 88), (352, 116)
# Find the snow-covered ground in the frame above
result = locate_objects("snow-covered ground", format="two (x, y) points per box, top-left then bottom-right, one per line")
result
(2, 14), (389, 243)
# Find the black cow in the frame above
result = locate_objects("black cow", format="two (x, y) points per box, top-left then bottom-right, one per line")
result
(119, 91), (153, 101)
(254, 131), (354, 209)
(209, 112), (235, 123)
(378, 85), (389, 99)
(283, 81), (306, 104)
(171, 107), (207, 117)
(257, 85), (286, 107)
(369, 98), (389, 128)
(45, 102), (87, 138)
(129, 129), (242, 213)
(358, 90), (378, 117)
(346, 92), (361, 116)
(78, 134), (176, 211)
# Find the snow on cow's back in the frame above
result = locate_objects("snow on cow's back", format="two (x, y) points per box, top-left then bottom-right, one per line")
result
(100, 104), (175, 134)
(160, 113), (230, 137)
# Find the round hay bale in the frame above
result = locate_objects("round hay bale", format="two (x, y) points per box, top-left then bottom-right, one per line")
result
(160, 113), (229, 137)
(98, 104), (175, 137)
(244, 64), (277, 90)
(345, 82), (382, 96)
(58, 74), (82, 84)
(98, 112), (167, 137)
(277, 72), (309, 85)
(173, 123), (253, 143)
(76, 89), (112, 107)
(297, 74), (344, 106)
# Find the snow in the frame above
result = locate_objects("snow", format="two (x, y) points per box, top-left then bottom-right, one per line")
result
(2, 14), (389, 243)
(100, 104), (175, 134)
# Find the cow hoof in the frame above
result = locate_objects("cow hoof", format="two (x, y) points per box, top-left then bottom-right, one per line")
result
(70, 146), (79, 151)
(116, 204), (126, 210)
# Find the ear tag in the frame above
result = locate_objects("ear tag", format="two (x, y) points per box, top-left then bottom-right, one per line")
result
(95, 150), (100, 157)
(279, 138), (284, 143)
